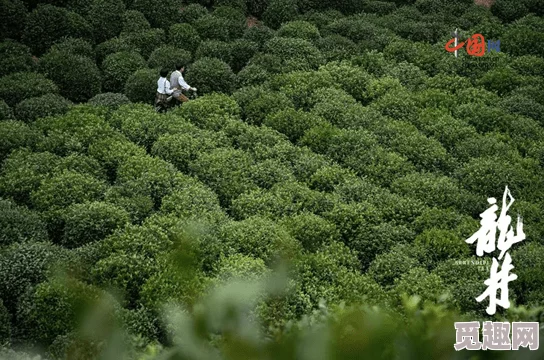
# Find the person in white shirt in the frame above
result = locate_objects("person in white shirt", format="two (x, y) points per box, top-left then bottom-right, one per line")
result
(155, 68), (175, 111)
(170, 62), (196, 104)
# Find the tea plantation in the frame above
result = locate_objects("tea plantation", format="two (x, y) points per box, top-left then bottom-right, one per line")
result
(1, 0), (543, 358)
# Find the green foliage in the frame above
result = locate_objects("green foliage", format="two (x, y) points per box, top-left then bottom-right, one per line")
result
(491, 0), (530, 23)
(229, 39), (259, 73)
(94, 37), (132, 66)
(189, 147), (257, 206)
(87, 0), (125, 43)
(264, 108), (323, 143)
(0, 149), (59, 204)
(147, 45), (192, 70)
(262, 0), (299, 29)
(88, 92), (131, 111)
(0, 241), (74, 314)
(476, 67), (523, 96)
(242, 90), (294, 125)
(168, 23), (201, 53)
(280, 212), (340, 252)
(392, 267), (449, 306)
(269, 70), (332, 110)
(15, 93), (72, 125)
(122, 10), (150, 33)
(179, 3), (208, 24)
(0, 72), (59, 107)
(193, 8), (246, 42)
(101, 51), (147, 93)
(325, 17), (394, 52)
(0, 0), (27, 40)
(316, 34), (358, 62)
(499, 94), (544, 123)
(34, 109), (115, 155)
(132, 0), (182, 29)
(0, 100), (13, 120)
(511, 243), (544, 306)
(243, 24), (275, 48)
(175, 92), (241, 129)
(218, 216), (300, 264)
(286, 242), (387, 321)
(185, 57), (236, 94)
(159, 182), (225, 223)
(0, 121), (41, 162)
(0, 298), (10, 347)
(91, 221), (175, 306)
(39, 50), (101, 102)
(236, 64), (271, 88)
(151, 130), (227, 173)
(31, 170), (107, 212)
(0, 40), (34, 78)
(368, 244), (424, 287)
(414, 228), (470, 267)
(20, 278), (105, 345)
(0, 198), (48, 246)
(61, 201), (130, 248)
(124, 68), (158, 105)
(115, 154), (181, 207)
(49, 37), (94, 58)
(264, 36), (323, 72)
(510, 55), (544, 77)
(276, 20), (320, 41)
(391, 172), (479, 215)
(22, 4), (92, 55)
(454, 156), (541, 200)
(87, 135), (146, 179)
(120, 28), (165, 59)
(214, 0), (247, 13)
(195, 40), (232, 63)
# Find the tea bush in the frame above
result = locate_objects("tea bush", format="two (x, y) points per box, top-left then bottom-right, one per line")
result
(121, 10), (150, 33)
(124, 68), (157, 105)
(30, 170), (107, 213)
(185, 57), (236, 94)
(0, 0), (26, 40)
(0, 72), (59, 107)
(279, 212), (340, 252)
(101, 51), (147, 93)
(179, 3), (208, 24)
(94, 37), (133, 66)
(88, 93), (130, 111)
(264, 108), (323, 143)
(61, 201), (130, 248)
(188, 147), (257, 206)
(147, 45), (192, 70)
(0, 40), (34, 77)
(264, 36), (323, 72)
(0, 198), (48, 246)
(132, 0), (182, 29)
(22, 4), (92, 55)
(0, 149), (59, 204)
(119, 28), (165, 59)
(218, 216), (300, 264)
(262, 0), (299, 29)
(39, 50), (101, 102)
(87, 0), (125, 43)
(168, 23), (201, 53)
(0, 241), (74, 314)
(0, 121), (41, 162)
(276, 20), (320, 41)
(14, 94), (72, 123)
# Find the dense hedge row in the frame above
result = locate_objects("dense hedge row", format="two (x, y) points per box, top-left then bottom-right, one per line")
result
(1, 0), (544, 359)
